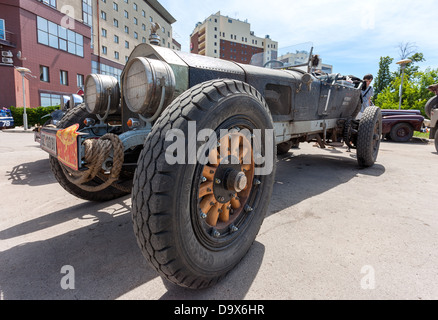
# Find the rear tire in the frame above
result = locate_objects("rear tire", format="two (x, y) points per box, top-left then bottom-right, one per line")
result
(435, 130), (438, 153)
(131, 79), (275, 289)
(357, 106), (382, 168)
(425, 96), (438, 119)
(390, 123), (413, 142)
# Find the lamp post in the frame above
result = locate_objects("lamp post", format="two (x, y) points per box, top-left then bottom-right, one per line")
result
(15, 67), (32, 130)
(396, 59), (412, 110)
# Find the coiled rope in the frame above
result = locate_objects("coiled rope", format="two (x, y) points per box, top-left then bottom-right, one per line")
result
(60, 133), (130, 192)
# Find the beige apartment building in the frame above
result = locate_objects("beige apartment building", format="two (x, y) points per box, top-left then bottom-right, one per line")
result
(55, 0), (179, 81)
(190, 11), (278, 65)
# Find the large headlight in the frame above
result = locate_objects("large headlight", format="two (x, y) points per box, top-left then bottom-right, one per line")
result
(123, 57), (175, 119)
(84, 74), (120, 115)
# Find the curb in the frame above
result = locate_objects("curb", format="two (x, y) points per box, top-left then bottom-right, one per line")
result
(1, 127), (36, 134)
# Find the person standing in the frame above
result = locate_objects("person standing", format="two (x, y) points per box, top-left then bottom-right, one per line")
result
(357, 74), (374, 119)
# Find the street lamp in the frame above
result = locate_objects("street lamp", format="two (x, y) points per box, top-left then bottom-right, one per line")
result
(396, 59), (412, 110)
(15, 67), (32, 130)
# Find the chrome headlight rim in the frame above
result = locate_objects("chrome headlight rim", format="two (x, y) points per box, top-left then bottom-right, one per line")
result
(122, 57), (175, 119)
(84, 74), (120, 115)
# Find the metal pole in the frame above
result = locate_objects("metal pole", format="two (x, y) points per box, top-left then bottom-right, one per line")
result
(22, 73), (28, 130)
(398, 65), (405, 110)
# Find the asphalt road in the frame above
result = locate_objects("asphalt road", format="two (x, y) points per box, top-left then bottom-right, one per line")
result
(0, 130), (437, 300)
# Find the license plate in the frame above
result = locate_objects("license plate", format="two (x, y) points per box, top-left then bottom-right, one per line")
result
(56, 124), (80, 171)
(40, 129), (58, 156)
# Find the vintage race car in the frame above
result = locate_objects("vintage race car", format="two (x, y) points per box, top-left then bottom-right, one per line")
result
(381, 109), (425, 142)
(38, 39), (382, 289)
(0, 108), (14, 129)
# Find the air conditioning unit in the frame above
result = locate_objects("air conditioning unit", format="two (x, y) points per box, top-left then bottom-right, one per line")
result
(1, 51), (13, 58)
(2, 57), (13, 64)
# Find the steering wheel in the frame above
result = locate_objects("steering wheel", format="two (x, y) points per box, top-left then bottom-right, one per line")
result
(263, 60), (284, 68)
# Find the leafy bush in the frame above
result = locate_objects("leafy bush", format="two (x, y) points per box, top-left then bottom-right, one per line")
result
(9, 106), (60, 127)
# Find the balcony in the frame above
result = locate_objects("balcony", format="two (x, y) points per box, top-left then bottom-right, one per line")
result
(0, 30), (16, 48)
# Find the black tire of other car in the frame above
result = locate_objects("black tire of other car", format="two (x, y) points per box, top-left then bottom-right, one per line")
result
(389, 122), (414, 142)
(357, 106), (382, 168)
(277, 141), (293, 155)
(50, 104), (131, 201)
(131, 79), (276, 289)
(435, 130), (438, 153)
(425, 96), (438, 119)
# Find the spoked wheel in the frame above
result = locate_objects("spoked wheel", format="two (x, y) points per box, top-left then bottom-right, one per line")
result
(131, 79), (276, 289)
(195, 128), (256, 245)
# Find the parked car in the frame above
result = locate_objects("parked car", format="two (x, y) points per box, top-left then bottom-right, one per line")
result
(381, 109), (424, 142)
(0, 108), (14, 129)
(37, 40), (382, 289)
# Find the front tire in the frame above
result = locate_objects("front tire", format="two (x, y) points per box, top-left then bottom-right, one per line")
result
(50, 104), (131, 201)
(131, 79), (276, 289)
(357, 106), (382, 167)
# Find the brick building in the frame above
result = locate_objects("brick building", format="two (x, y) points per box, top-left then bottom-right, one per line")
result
(190, 11), (278, 65)
(0, 0), (178, 109)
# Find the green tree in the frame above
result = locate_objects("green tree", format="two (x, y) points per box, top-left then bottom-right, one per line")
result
(374, 56), (394, 99)
(374, 68), (438, 117)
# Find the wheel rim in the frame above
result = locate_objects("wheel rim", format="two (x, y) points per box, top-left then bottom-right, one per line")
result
(397, 127), (408, 137)
(192, 119), (260, 249)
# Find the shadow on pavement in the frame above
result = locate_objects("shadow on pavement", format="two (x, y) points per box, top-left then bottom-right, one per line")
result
(6, 159), (56, 186)
(268, 147), (385, 216)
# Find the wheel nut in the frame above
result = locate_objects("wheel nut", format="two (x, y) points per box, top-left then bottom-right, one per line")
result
(201, 176), (207, 183)
(254, 179), (261, 186)
(230, 225), (239, 233)
(215, 178), (222, 185)
(200, 211), (207, 219)
(244, 205), (253, 213)
(212, 229), (220, 238)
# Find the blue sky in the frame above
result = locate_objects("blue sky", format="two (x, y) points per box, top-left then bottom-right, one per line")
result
(160, 0), (438, 79)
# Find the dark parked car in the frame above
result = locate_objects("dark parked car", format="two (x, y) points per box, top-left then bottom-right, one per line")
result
(381, 109), (424, 142)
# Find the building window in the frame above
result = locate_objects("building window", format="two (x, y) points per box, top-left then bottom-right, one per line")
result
(114, 51), (119, 59)
(102, 45), (107, 54)
(133, 3), (138, 11)
(142, 37), (146, 43)
(0, 19), (4, 41)
(142, 10), (145, 17)
(134, 17), (138, 25)
(60, 70), (68, 86)
(113, 2), (118, 11)
(40, 0), (56, 8)
(77, 74), (84, 88)
(142, 24), (146, 31)
(134, 32), (138, 39)
(37, 16), (84, 57)
(40, 93), (61, 107)
(114, 34), (119, 43)
(124, 10), (129, 18)
(101, 28), (107, 37)
(101, 11), (107, 20)
(82, 0), (92, 26)
(124, 26), (129, 34)
(149, 16), (153, 22)
(40, 65), (50, 82)
(125, 41), (129, 48)
(113, 19), (119, 27)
